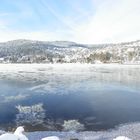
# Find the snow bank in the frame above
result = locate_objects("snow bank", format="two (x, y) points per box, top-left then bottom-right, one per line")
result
(113, 136), (132, 140)
(27, 122), (140, 140)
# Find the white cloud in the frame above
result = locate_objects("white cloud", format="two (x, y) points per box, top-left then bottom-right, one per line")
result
(0, 0), (140, 44)
(73, 0), (140, 44)
(0, 30), (69, 42)
(0, 20), (9, 30)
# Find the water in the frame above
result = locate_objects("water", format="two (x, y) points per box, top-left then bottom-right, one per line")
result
(0, 64), (140, 132)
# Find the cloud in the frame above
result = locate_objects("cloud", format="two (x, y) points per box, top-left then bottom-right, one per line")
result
(0, 0), (140, 43)
(0, 29), (68, 42)
(73, 0), (140, 43)
(0, 13), (10, 17)
(39, 0), (77, 31)
(0, 19), (9, 30)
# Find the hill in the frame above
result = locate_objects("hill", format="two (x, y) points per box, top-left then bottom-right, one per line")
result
(0, 39), (140, 64)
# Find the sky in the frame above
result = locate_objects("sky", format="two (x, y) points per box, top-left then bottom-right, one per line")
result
(0, 0), (140, 44)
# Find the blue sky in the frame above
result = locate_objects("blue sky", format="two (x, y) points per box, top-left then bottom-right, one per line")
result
(0, 0), (140, 43)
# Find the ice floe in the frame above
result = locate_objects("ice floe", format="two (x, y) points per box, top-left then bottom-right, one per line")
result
(62, 120), (85, 131)
(15, 103), (45, 126)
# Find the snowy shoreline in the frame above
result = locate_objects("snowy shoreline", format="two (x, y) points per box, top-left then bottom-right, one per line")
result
(0, 122), (140, 140)
(0, 63), (140, 66)
(0, 63), (140, 68)
(21, 122), (140, 140)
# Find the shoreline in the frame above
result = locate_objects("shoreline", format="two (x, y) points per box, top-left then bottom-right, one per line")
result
(0, 63), (140, 66)
(1, 122), (140, 140)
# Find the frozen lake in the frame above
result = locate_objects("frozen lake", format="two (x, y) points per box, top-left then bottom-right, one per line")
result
(0, 64), (140, 133)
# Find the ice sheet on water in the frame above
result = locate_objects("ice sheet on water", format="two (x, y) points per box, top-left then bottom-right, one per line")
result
(0, 64), (140, 92)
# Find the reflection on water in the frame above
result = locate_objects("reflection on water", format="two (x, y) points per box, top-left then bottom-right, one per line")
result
(0, 64), (140, 131)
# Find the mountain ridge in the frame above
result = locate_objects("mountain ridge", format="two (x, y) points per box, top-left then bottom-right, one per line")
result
(1, 39), (140, 46)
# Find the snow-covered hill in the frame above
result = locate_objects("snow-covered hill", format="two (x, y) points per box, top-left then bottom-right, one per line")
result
(0, 39), (140, 64)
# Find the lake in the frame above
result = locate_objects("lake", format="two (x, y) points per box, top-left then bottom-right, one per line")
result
(0, 64), (140, 132)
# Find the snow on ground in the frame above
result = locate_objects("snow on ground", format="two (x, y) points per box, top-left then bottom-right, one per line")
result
(26, 123), (140, 140)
